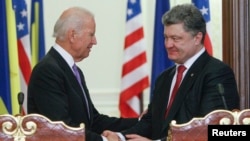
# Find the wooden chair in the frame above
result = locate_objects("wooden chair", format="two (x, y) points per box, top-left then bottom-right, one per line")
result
(0, 114), (85, 141)
(167, 109), (250, 141)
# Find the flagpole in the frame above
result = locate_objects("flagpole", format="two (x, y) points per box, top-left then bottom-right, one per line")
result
(139, 92), (144, 114)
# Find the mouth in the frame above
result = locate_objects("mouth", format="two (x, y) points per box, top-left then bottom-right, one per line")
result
(87, 46), (92, 50)
(167, 49), (178, 54)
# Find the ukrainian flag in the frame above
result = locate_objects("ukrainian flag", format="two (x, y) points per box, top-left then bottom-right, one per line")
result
(31, 0), (45, 67)
(0, 0), (21, 115)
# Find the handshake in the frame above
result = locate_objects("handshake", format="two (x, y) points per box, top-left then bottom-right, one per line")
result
(102, 130), (152, 141)
(102, 109), (150, 141)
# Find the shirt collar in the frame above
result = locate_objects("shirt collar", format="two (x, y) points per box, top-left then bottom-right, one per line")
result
(176, 47), (205, 70)
(53, 43), (75, 69)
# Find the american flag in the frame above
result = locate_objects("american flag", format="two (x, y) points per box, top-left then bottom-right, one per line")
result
(13, 0), (32, 114)
(119, 0), (149, 118)
(193, 0), (213, 56)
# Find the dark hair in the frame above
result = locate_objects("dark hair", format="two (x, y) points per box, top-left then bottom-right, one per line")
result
(162, 3), (206, 44)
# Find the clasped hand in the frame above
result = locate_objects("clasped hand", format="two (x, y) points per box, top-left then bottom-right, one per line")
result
(102, 130), (152, 141)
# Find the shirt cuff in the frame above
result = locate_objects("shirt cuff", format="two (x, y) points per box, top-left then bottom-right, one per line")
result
(101, 135), (108, 141)
(116, 132), (126, 141)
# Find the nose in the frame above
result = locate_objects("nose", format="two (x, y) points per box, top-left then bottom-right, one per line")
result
(165, 39), (174, 48)
(92, 36), (97, 45)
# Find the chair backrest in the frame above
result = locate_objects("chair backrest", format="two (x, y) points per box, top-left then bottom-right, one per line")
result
(167, 109), (250, 141)
(0, 114), (85, 141)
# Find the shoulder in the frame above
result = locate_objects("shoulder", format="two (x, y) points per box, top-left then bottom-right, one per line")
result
(207, 57), (233, 72)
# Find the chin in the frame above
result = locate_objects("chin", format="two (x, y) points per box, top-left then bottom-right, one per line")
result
(168, 55), (175, 60)
(84, 54), (90, 58)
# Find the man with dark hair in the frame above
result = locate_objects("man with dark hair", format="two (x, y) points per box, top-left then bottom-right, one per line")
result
(103, 3), (239, 141)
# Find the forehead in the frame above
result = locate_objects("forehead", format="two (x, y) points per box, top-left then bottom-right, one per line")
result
(84, 17), (95, 28)
(164, 23), (188, 36)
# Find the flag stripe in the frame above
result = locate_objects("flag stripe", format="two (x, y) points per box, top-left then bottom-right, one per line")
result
(7, 0), (21, 115)
(120, 77), (149, 99)
(125, 27), (144, 48)
(121, 63), (149, 91)
(31, 3), (40, 67)
(122, 52), (147, 76)
(125, 14), (143, 35)
(17, 39), (31, 84)
(123, 38), (146, 63)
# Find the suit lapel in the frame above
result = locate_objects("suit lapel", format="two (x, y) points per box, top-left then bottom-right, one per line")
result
(49, 48), (92, 122)
(78, 70), (93, 121)
(49, 48), (83, 94)
(154, 67), (175, 120)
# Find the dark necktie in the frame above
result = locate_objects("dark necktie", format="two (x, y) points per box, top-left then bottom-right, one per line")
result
(165, 65), (186, 118)
(72, 64), (90, 118)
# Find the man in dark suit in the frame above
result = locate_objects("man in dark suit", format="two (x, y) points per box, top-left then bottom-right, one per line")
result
(103, 3), (240, 141)
(27, 7), (138, 141)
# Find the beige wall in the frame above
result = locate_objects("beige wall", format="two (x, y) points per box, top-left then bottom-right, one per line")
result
(27, 0), (222, 116)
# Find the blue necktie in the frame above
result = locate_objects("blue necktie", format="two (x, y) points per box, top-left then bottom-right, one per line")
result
(72, 64), (90, 119)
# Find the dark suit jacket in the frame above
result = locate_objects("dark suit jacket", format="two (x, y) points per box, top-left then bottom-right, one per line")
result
(28, 48), (138, 141)
(121, 51), (240, 140)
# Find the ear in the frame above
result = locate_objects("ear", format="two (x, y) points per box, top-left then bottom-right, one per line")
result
(67, 29), (75, 43)
(194, 32), (203, 45)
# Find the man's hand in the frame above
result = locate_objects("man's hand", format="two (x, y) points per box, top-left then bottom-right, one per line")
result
(102, 130), (120, 141)
(138, 109), (148, 120)
(126, 134), (151, 141)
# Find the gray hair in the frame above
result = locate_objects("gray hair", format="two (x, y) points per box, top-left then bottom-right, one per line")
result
(162, 3), (206, 43)
(53, 7), (94, 41)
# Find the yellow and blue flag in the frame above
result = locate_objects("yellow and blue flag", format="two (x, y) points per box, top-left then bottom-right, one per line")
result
(31, 0), (45, 67)
(0, 0), (45, 115)
(0, 0), (11, 114)
(0, 0), (21, 115)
